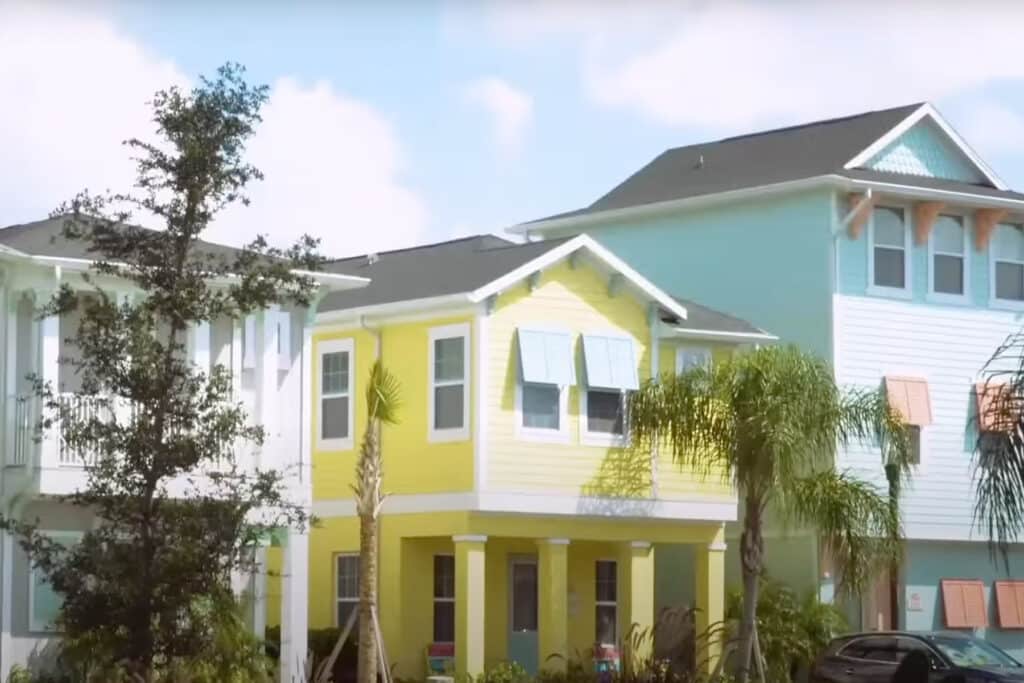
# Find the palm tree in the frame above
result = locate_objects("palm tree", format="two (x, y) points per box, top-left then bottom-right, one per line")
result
(352, 361), (401, 683)
(628, 345), (910, 682)
(973, 330), (1024, 564)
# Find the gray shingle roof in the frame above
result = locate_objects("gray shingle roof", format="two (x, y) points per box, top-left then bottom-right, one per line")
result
(669, 296), (771, 337)
(521, 103), (1023, 226)
(319, 235), (572, 312)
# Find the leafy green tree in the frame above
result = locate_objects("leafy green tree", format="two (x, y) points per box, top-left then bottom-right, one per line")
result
(628, 345), (910, 682)
(3, 63), (322, 675)
(352, 361), (401, 683)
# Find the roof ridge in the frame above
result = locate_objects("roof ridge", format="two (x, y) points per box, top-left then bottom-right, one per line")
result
(325, 233), (513, 263)
(666, 102), (925, 151)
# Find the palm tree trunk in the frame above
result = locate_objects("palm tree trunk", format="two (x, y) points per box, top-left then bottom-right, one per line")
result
(884, 463), (901, 630)
(736, 498), (764, 683)
(356, 425), (382, 683)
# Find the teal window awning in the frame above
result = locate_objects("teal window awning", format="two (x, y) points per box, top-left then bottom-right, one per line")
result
(517, 328), (575, 386)
(582, 335), (639, 391)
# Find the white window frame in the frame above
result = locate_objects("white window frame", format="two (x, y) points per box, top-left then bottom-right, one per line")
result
(276, 309), (292, 371)
(580, 388), (629, 447)
(428, 323), (471, 443)
(334, 552), (359, 629)
(28, 530), (83, 633)
(595, 559), (618, 646)
(433, 553), (455, 644)
(989, 223), (1024, 311)
(515, 381), (570, 443)
(867, 205), (913, 300)
(675, 345), (712, 374)
(242, 314), (257, 369)
(319, 338), (355, 451)
(926, 212), (970, 304)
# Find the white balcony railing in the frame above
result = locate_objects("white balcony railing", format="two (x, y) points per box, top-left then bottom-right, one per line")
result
(12, 395), (34, 467)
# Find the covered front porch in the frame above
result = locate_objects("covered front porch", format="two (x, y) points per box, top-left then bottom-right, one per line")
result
(364, 513), (727, 679)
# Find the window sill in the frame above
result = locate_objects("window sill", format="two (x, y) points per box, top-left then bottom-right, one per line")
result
(989, 298), (1024, 312)
(581, 432), (630, 449)
(318, 438), (354, 452)
(866, 285), (913, 300)
(925, 292), (971, 306)
(428, 428), (470, 444)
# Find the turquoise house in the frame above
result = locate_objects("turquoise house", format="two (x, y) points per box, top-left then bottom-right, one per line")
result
(512, 103), (1024, 655)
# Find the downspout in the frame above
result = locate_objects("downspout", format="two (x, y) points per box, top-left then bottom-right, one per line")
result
(647, 304), (660, 499)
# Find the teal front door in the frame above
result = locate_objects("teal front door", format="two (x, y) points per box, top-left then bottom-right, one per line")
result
(508, 557), (539, 674)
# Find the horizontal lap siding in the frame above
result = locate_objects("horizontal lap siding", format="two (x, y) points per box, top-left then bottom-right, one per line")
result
(834, 294), (1018, 541)
(486, 262), (729, 499)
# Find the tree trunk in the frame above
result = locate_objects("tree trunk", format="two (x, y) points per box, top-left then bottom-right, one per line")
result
(357, 507), (379, 683)
(885, 463), (901, 630)
(736, 499), (764, 683)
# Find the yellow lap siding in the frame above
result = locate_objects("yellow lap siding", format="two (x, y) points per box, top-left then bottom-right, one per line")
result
(486, 262), (730, 499)
(311, 315), (475, 501)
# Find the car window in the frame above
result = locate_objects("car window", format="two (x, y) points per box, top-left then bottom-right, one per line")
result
(840, 636), (900, 663)
(928, 635), (1021, 668)
(897, 637), (945, 669)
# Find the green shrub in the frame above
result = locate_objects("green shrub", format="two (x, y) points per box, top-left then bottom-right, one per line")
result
(265, 625), (358, 683)
(477, 661), (530, 683)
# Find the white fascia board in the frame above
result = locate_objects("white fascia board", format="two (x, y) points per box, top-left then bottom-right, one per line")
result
(292, 269), (370, 291)
(836, 176), (1024, 211)
(468, 234), (690, 321)
(843, 103), (1008, 190)
(508, 175), (835, 236)
(315, 292), (475, 324)
(666, 327), (778, 343)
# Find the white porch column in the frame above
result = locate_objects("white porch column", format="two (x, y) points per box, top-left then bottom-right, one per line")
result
(0, 527), (14, 679)
(256, 308), (279, 470)
(279, 530), (309, 683)
(189, 321), (211, 373)
(38, 299), (60, 468)
(3, 287), (16, 466)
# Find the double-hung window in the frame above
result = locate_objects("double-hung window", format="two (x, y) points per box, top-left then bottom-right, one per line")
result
(930, 215), (967, 299)
(676, 346), (712, 374)
(516, 328), (574, 439)
(320, 339), (354, 449)
(581, 335), (639, 444)
(429, 324), (470, 441)
(433, 555), (455, 643)
(871, 207), (910, 292)
(335, 554), (359, 629)
(993, 224), (1024, 303)
(595, 560), (618, 645)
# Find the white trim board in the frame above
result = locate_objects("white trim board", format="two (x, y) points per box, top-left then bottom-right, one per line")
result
(312, 491), (737, 522)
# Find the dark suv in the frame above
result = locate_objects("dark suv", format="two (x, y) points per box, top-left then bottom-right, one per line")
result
(810, 631), (1024, 682)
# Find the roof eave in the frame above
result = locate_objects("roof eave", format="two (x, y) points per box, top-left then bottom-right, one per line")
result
(665, 327), (779, 344)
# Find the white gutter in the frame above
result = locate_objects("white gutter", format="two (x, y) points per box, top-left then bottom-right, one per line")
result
(512, 173), (1024, 237)
(316, 293), (474, 324)
(665, 327), (778, 344)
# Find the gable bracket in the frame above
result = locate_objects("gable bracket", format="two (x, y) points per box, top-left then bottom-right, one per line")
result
(527, 271), (541, 292)
(913, 201), (946, 245)
(845, 192), (877, 239)
(608, 273), (624, 298)
(975, 208), (1009, 251)
(568, 251), (581, 270)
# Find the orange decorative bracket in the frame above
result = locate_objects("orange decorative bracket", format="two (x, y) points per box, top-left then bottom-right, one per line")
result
(913, 201), (945, 244)
(846, 192), (876, 239)
(975, 208), (1009, 251)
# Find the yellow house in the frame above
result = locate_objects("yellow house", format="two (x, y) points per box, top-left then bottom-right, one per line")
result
(295, 234), (774, 678)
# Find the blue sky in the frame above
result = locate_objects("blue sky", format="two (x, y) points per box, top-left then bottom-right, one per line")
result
(2, 1), (1024, 257)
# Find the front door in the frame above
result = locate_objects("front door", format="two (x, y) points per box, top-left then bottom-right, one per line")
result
(508, 556), (539, 674)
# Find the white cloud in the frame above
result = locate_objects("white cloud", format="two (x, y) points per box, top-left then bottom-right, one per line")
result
(480, 2), (1024, 132)
(0, 3), (428, 258)
(463, 77), (534, 153)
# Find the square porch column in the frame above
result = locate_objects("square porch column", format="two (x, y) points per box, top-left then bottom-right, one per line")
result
(537, 538), (569, 671)
(624, 541), (655, 660)
(279, 529), (309, 683)
(696, 536), (726, 676)
(453, 534), (486, 678)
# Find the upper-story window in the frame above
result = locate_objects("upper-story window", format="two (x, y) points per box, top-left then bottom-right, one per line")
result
(993, 223), (1024, 303)
(581, 335), (639, 445)
(929, 214), (968, 299)
(870, 207), (910, 293)
(319, 338), (354, 449)
(516, 328), (574, 441)
(676, 346), (712, 374)
(429, 324), (470, 442)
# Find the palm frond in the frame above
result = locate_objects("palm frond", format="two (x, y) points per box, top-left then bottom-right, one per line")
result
(786, 470), (900, 597)
(838, 387), (912, 482)
(364, 360), (401, 425)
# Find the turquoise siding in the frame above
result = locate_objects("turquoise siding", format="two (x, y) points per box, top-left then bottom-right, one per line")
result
(904, 541), (1024, 658)
(552, 190), (835, 358)
(837, 215), (991, 307)
(867, 120), (985, 183)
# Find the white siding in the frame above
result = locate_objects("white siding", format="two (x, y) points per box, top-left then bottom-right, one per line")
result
(834, 294), (1019, 542)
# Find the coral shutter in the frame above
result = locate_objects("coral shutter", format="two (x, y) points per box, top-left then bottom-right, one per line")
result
(995, 581), (1024, 628)
(885, 377), (933, 426)
(941, 579), (987, 628)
